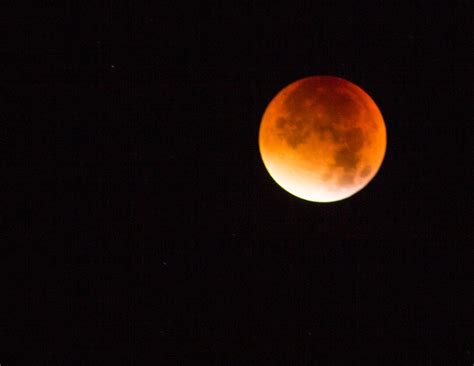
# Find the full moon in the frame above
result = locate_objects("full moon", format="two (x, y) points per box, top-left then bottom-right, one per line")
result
(258, 76), (386, 202)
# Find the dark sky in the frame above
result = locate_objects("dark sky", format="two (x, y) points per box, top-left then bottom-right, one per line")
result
(4, 1), (472, 364)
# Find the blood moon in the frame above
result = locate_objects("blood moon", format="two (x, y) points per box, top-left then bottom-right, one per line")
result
(258, 76), (386, 202)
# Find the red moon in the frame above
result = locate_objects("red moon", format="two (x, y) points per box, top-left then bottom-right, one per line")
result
(258, 76), (386, 202)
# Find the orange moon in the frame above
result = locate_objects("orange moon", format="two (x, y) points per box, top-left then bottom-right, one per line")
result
(258, 76), (386, 202)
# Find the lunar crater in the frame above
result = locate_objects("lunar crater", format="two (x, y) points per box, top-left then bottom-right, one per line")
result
(275, 116), (311, 148)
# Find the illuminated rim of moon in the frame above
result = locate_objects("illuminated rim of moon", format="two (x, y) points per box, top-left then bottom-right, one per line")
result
(258, 75), (387, 203)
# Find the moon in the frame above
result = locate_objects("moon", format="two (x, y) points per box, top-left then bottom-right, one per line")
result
(258, 76), (386, 202)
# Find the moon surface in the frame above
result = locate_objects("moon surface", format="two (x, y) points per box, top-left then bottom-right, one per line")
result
(258, 76), (386, 202)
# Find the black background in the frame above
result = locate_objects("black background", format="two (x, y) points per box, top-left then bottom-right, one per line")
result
(3, 1), (472, 364)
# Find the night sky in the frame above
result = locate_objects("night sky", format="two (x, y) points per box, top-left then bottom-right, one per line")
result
(4, 1), (472, 364)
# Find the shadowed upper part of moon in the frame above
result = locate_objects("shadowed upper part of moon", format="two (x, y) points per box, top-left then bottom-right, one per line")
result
(283, 77), (367, 126)
(275, 77), (370, 172)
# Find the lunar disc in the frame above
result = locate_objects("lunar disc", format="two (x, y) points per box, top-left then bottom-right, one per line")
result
(258, 75), (386, 202)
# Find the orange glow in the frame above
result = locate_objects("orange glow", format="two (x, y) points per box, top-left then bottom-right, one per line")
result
(258, 76), (386, 202)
